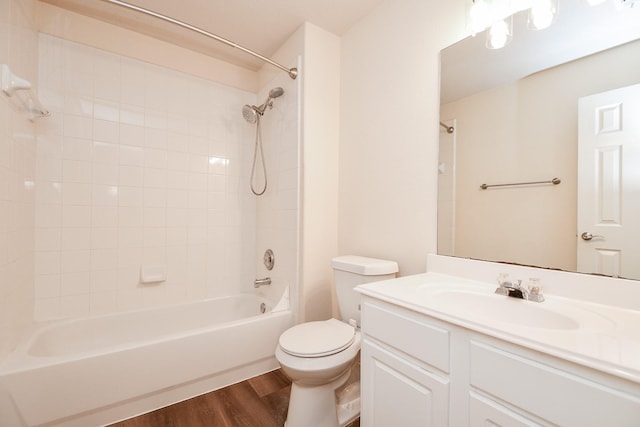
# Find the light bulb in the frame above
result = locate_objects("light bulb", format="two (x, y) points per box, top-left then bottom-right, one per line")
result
(486, 18), (512, 49)
(470, 0), (491, 35)
(528, 0), (558, 30)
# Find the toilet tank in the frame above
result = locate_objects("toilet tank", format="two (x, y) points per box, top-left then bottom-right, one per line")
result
(332, 255), (398, 326)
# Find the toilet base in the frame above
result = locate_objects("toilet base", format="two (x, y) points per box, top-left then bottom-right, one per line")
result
(285, 370), (360, 427)
(336, 379), (360, 426)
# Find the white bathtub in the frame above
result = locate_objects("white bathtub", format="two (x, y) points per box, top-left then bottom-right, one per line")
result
(0, 294), (293, 426)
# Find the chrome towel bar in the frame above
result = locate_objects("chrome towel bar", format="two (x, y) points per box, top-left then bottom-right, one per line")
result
(480, 177), (561, 190)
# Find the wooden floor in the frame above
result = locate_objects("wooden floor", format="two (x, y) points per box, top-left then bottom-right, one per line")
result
(110, 369), (360, 427)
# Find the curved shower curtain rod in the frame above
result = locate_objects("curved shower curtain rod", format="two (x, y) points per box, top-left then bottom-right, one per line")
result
(102, 0), (298, 80)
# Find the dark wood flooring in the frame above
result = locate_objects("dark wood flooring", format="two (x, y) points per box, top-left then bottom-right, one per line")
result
(110, 369), (360, 427)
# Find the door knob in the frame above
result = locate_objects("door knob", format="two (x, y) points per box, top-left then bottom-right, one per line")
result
(581, 232), (603, 241)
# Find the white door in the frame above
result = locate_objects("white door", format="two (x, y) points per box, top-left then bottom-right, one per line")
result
(577, 83), (640, 279)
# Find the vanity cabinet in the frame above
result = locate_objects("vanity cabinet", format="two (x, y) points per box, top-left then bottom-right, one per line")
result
(360, 297), (640, 427)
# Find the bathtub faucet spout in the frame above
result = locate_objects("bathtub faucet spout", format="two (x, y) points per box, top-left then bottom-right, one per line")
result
(254, 277), (272, 288)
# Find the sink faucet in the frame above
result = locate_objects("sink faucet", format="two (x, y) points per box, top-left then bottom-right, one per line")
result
(495, 275), (545, 303)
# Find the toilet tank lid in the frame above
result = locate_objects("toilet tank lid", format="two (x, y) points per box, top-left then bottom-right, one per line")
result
(331, 255), (398, 276)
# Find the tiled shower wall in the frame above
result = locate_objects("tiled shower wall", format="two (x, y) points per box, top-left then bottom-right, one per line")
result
(0, 0), (38, 358)
(34, 34), (261, 320)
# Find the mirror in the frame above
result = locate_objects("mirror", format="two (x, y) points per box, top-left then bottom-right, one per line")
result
(438, 1), (640, 279)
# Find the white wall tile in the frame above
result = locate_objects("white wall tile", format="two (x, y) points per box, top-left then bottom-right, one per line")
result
(60, 294), (91, 317)
(118, 186), (143, 207)
(35, 274), (60, 298)
(118, 207), (143, 227)
(62, 159), (91, 183)
(91, 184), (118, 206)
(143, 168), (167, 188)
(120, 105), (145, 127)
(62, 205), (91, 227)
(63, 116), (93, 140)
(92, 206), (117, 227)
(119, 145), (143, 166)
(35, 204), (61, 227)
(62, 182), (91, 205)
(64, 95), (93, 117)
(92, 163), (118, 185)
(35, 228), (61, 251)
(91, 227), (119, 249)
(61, 227), (91, 250)
(36, 251), (60, 275)
(60, 250), (90, 273)
(92, 141), (119, 164)
(60, 271), (91, 295)
(118, 165), (143, 187)
(35, 35), (266, 320)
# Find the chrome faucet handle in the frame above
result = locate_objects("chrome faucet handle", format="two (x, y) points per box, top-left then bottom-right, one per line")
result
(502, 279), (521, 290)
(495, 273), (514, 295)
(524, 279), (545, 302)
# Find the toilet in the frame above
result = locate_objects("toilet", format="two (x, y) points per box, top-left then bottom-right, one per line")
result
(276, 255), (398, 427)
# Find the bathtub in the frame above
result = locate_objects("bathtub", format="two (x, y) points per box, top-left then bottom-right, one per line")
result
(0, 293), (293, 426)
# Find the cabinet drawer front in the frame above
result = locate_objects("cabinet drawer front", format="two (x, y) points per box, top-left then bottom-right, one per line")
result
(469, 391), (544, 427)
(470, 341), (640, 426)
(362, 301), (449, 372)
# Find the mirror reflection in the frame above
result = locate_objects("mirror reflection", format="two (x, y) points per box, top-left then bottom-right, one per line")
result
(438, 1), (640, 279)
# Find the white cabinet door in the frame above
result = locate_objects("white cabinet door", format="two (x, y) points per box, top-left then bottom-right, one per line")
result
(361, 340), (449, 427)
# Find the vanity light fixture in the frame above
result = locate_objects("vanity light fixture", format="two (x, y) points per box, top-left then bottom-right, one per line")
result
(486, 17), (513, 49)
(528, 0), (558, 30)
(469, 0), (558, 48)
(469, 0), (492, 35)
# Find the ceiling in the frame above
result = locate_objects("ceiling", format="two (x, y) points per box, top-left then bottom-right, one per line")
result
(39, 0), (385, 72)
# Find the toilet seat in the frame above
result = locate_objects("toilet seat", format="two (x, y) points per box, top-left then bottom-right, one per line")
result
(279, 319), (355, 358)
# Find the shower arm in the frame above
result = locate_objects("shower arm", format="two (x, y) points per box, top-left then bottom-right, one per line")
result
(102, 0), (298, 80)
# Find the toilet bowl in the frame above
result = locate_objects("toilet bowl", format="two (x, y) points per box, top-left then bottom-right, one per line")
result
(276, 256), (398, 427)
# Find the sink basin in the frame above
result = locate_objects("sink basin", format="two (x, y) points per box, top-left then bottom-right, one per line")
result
(429, 290), (580, 330)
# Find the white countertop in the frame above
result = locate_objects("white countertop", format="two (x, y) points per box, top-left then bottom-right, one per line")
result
(356, 272), (640, 384)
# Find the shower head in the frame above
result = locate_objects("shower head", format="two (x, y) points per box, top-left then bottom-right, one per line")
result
(243, 104), (259, 124)
(242, 87), (285, 123)
(269, 87), (284, 99)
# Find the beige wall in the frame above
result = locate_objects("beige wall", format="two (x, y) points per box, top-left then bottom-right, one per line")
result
(36, 2), (258, 93)
(299, 24), (341, 321)
(0, 0), (38, 359)
(441, 39), (640, 272)
(339, 0), (467, 276)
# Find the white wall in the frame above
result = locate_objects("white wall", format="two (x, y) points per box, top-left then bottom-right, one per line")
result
(339, 0), (467, 276)
(0, 0), (38, 359)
